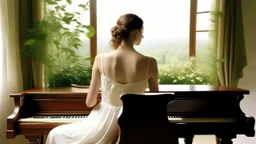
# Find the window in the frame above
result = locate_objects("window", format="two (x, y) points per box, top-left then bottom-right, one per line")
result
(193, 0), (215, 57)
(94, 0), (216, 84)
(47, 0), (91, 58)
(44, 0), (217, 85)
(49, 0), (215, 63)
(96, 0), (190, 65)
(92, 0), (215, 63)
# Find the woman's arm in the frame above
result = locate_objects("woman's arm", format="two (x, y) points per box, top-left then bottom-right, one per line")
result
(86, 54), (101, 107)
(116, 126), (121, 144)
(148, 57), (159, 92)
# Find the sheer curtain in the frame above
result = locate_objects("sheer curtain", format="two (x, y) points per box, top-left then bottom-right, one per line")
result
(0, 0), (23, 143)
(215, 0), (247, 87)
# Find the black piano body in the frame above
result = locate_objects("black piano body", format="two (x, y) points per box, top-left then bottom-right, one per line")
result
(163, 85), (255, 144)
(6, 85), (255, 144)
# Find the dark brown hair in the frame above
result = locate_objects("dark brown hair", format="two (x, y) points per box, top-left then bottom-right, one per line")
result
(110, 13), (143, 49)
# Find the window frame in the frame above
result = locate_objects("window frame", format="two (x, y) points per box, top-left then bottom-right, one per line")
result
(90, 0), (97, 64)
(190, 0), (212, 56)
(89, 0), (212, 59)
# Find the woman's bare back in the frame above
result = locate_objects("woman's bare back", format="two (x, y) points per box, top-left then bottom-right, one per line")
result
(101, 49), (150, 84)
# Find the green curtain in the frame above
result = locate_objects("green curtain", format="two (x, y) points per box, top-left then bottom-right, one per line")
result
(19, 0), (43, 89)
(216, 0), (247, 87)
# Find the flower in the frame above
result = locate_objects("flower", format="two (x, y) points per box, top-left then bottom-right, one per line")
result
(158, 59), (212, 84)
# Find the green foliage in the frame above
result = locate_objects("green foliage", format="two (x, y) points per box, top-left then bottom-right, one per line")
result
(20, 20), (48, 62)
(158, 57), (215, 84)
(20, 0), (95, 87)
(46, 57), (93, 87)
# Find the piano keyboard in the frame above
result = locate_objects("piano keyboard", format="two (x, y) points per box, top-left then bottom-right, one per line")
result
(18, 116), (236, 124)
(18, 116), (87, 124)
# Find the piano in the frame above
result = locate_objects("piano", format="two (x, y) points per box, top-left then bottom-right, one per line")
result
(6, 85), (255, 144)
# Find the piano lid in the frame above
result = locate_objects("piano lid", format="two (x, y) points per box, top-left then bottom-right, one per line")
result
(159, 85), (249, 93)
(10, 85), (249, 98)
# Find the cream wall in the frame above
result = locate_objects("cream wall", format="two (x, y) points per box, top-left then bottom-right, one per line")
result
(234, 0), (256, 143)
(3, 0), (256, 144)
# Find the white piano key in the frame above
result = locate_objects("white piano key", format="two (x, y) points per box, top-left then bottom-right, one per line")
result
(168, 116), (236, 123)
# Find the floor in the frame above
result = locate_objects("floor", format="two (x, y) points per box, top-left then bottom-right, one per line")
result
(178, 135), (216, 144)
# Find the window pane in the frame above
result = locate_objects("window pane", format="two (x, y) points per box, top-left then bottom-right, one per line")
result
(70, 0), (90, 57)
(196, 32), (213, 54)
(51, 0), (91, 58)
(196, 31), (216, 84)
(97, 0), (190, 64)
(197, 0), (214, 12)
(196, 13), (211, 30)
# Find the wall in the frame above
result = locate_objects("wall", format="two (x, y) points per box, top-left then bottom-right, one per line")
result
(234, 0), (256, 143)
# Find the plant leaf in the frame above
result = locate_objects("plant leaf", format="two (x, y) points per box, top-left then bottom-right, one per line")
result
(46, 0), (58, 5)
(86, 31), (95, 38)
(78, 4), (86, 9)
(24, 39), (35, 46)
(66, 0), (72, 5)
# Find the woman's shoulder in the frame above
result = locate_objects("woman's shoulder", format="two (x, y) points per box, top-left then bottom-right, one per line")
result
(148, 56), (157, 66)
(95, 52), (111, 59)
(93, 52), (111, 65)
(97, 51), (114, 57)
(139, 53), (156, 62)
(96, 51), (157, 64)
(94, 53), (103, 62)
(141, 55), (157, 67)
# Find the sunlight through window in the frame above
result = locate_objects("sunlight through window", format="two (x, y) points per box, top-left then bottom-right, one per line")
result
(97, 0), (191, 64)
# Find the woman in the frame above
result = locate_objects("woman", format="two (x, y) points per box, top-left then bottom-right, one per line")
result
(46, 13), (158, 144)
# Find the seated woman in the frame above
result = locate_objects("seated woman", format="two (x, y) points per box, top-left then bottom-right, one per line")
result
(46, 13), (159, 144)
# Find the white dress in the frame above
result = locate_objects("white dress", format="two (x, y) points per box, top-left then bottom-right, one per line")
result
(46, 55), (150, 144)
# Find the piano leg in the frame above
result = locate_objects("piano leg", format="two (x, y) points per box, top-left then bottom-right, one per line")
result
(25, 135), (44, 144)
(184, 134), (194, 144)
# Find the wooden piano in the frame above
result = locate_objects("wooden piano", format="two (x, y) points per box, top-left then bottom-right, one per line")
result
(6, 85), (255, 144)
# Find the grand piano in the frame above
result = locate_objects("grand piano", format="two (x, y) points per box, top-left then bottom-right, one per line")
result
(6, 85), (255, 144)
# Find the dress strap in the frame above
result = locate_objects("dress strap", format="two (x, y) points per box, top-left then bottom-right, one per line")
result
(145, 57), (151, 79)
(101, 54), (105, 76)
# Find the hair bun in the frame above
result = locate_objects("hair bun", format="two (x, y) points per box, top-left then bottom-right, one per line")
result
(111, 25), (129, 40)
(110, 14), (143, 49)
(111, 26), (120, 38)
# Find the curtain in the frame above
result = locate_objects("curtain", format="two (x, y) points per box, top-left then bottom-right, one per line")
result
(19, 0), (43, 89)
(0, 0), (23, 143)
(215, 0), (247, 87)
(213, 0), (246, 142)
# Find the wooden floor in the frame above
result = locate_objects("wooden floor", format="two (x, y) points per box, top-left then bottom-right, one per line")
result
(178, 135), (216, 144)
(43, 135), (216, 144)
(8, 135), (256, 144)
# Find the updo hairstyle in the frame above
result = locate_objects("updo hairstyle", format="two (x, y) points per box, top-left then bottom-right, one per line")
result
(110, 13), (143, 49)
